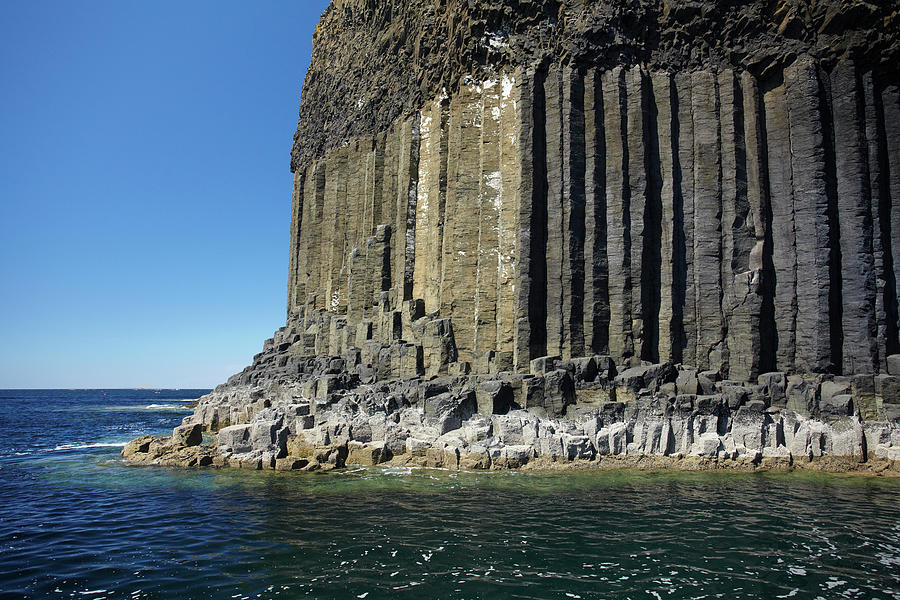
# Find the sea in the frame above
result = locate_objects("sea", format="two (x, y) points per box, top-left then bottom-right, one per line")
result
(0, 389), (899, 600)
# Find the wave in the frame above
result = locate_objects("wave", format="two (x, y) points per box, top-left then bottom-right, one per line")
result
(51, 443), (127, 451)
(143, 404), (190, 410)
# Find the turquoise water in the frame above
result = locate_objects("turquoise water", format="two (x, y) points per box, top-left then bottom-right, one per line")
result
(1, 390), (899, 599)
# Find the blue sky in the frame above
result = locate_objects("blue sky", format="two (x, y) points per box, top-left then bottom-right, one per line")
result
(0, 1), (331, 388)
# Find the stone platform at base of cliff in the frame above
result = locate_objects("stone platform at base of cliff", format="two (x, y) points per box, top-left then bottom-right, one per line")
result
(123, 326), (900, 476)
(122, 1), (900, 477)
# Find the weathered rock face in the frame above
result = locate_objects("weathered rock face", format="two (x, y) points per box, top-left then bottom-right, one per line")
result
(288, 0), (900, 378)
(291, 0), (899, 171)
(157, 335), (900, 472)
(126, 0), (900, 472)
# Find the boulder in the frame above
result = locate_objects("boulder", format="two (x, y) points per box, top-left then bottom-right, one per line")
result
(172, 423), (203, 447)
(558, 356), (599, 383)
(541, 369), (575, 418)
(217, 424), (253, 455)
(405, 437), (432, 456)
(563, 434), (595, 460)
(675, 369), (700, 395)
(615, 363), (677, 392)
(476, 380), (515, 416)
(346, 441), (388, 465)
(530, 355), (561, 376)
(274, 457), (309, 471)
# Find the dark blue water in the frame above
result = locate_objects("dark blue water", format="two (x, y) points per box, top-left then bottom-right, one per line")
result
(1, 390), (899, 600)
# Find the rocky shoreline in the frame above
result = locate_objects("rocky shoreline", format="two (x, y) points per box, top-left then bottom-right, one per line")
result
(123, 1), (900, 479)
(123, 327), (900, 477)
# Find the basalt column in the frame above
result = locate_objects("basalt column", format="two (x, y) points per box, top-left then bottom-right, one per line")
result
(286, 57), (900, 381)
(441, 83), (482, 363)
(583, 68), (610, 356)
(603, 67), (634, 365)
(831, 61), (877, 375)
(496, 74), (520, 357)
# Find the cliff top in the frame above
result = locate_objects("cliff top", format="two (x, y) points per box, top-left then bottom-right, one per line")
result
(290, 0), (899, 172)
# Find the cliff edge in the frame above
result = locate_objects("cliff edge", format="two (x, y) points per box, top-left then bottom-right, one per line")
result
(125, 0), (900, 473)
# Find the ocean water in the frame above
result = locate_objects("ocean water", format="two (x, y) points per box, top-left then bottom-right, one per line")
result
(1, 390), (899, 600)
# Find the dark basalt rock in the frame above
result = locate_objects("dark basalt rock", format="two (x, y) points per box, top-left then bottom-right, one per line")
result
(291, 0), (899, 171)
(124, 0), (900, 473)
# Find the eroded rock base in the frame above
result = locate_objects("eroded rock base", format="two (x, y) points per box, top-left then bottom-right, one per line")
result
(124, 332), (900, 476)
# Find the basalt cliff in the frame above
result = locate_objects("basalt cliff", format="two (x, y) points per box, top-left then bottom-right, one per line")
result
(125, 0), (900, 473)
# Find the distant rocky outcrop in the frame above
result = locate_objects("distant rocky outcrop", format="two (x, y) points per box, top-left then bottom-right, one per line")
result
(126, 0), (900, 473)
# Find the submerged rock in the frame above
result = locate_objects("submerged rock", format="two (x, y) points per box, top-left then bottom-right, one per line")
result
(122, 432), (217, 468)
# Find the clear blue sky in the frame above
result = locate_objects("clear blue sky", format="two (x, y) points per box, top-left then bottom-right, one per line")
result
(0, 1), (331, 388)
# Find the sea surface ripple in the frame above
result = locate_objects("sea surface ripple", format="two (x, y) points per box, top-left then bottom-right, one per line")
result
(1, 389), (899, 600)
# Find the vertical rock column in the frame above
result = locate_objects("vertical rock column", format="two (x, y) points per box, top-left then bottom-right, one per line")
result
(831, 61), (878, 374)
(441, 83), (483, 363)
(543, 66), (587, 360)
(413, 98), (449, 314)
(652, 71), (678, 364)
(323, 147), (350, 311)
(862, 75), (887, 368)
(675, 73), (697, 367)
(393, 116), (420, 304)
(865, 76), (900, 364)
(563, 67), (587, 360)
(474, 80), (502, 356)
(882, 84), (900, 355)
(719, 70), (761, 380)
(347, 245), (367, 321)
(496, 73), (520, 355)
(543, 68), (566, 358)
(360, 138), (378, 254)
(287, 168), (304, 318)
(627, 66), (659, 363)
(381, 128), (399, 306)
(583, 68), (610, 355)
(735, 71), (771, 379)
(763, 81), (797, 371)
(346, 140), (364, 265)
(691, 70), (724, 371)
(301, 162), (326, 310)
(344, 141), (365, 319)
(361, 137), (384, 311)
(439, 99), (459, 324)
(785, 58), (835, 373)
(513, 69), (546, 370)
(603, 67), (634, 365)
(413, 100), (441, 311)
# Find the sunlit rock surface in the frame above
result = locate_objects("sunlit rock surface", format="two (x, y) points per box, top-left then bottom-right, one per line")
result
(126, 0), (900, 472)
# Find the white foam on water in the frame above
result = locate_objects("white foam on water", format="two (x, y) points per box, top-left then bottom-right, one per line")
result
(51, 443), (127, 451)
(382, 467), (413, 476)
(144, 404), (186, 410)
(340, 467), (367, 475)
